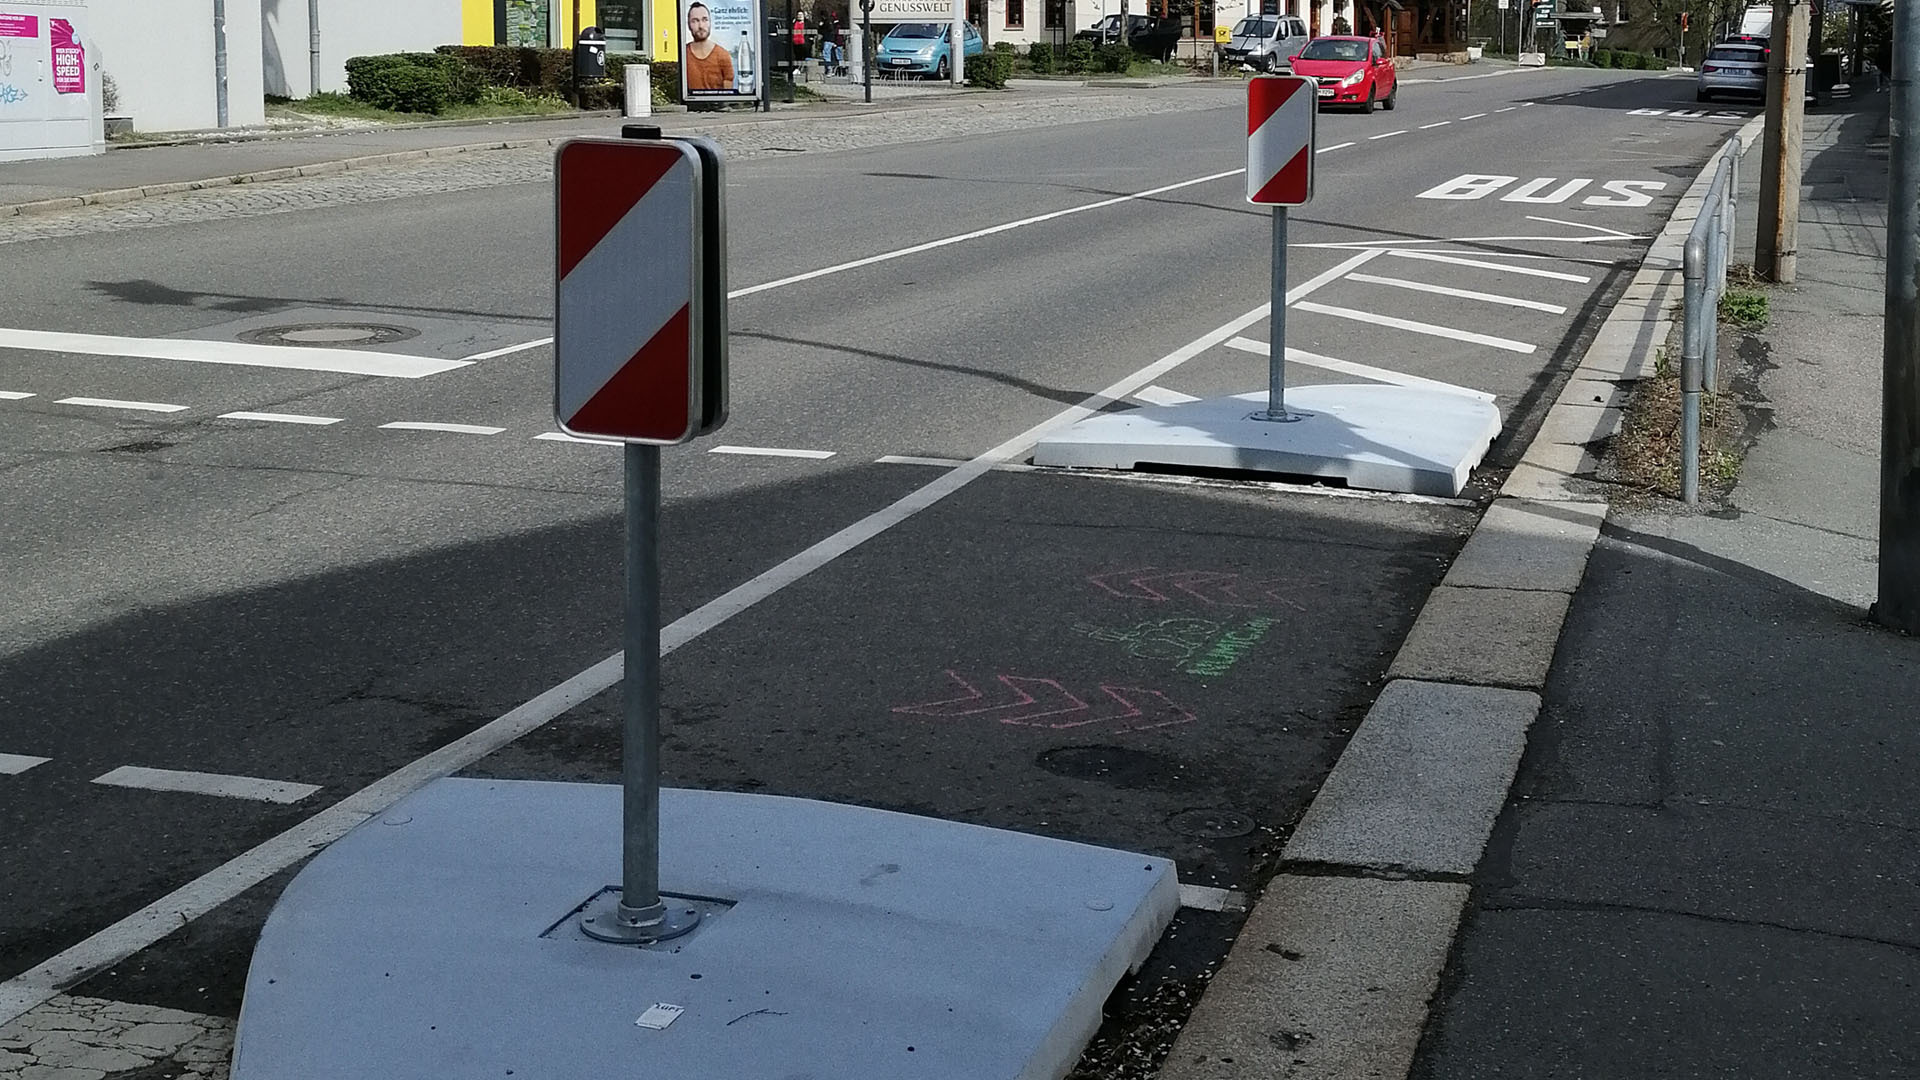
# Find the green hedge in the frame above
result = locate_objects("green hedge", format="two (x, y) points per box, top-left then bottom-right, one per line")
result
(344, 52), (483, 113)
(968, 47), (1016, 88)
(1094, 43), (1131, 73)
(1026, 41), (1056, 74)
(1064, 39), (1095, 74)
(349, 45), (685, 114)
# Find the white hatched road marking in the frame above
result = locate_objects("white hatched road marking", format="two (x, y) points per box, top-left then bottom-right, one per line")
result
(0, 250), (1382, 1032)
(380, 422), (506, 435)
(91, 766), (320, 805)
(0, 328), (471, 379)
(1385, 249), (1594, 283)
(1344, 272), (1569, 313)
(1368, 130), (1406, 140)
(1135, 385), (1200, 406)
(217, 411), (343, 426)
(709, 445), (837, 460)
(1292, 301), (1537, 354)
(535, 431), (621, 445)
(0, 754), (50, 775)
(55, 397), (188, 413)
(0, 391), (34, 400)
(1225, 337), (1496, 402)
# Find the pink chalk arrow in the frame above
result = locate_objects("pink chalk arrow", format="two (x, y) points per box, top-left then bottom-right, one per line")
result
(1012, 685), (1198, 732)
(1088, 568), (1254, 606)
(892, 671), (1090, 723)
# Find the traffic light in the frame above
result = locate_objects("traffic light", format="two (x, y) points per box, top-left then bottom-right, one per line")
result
(1679, 11), (1689, 32)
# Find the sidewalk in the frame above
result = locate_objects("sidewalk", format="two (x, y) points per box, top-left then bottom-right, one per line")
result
(1412, 92), (1920, 1079)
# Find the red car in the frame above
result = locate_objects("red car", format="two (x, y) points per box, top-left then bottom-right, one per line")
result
(1289, 35), (1398, 112)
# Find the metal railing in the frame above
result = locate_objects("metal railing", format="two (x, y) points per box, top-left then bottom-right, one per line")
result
(1681, 133), (1744, 504)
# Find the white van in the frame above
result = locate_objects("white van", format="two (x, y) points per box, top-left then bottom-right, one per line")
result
(1739, 5), (1772, 39)
(1221, 14), (1312, 73)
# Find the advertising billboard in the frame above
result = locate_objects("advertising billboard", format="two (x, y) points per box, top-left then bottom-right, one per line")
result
(679, 0), (763, 102)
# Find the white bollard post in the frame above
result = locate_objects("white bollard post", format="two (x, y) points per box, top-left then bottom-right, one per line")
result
(624, 63), (652, 117)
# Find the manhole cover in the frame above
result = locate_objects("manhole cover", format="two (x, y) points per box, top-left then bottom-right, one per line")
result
(238, 322), (420, 348)
(1166, 808), (1257, 840)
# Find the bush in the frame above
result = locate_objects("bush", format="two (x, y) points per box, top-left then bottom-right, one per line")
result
(345, 53), (484, 113)
(967, 47), (1016, 88)
(1064, 39), (1095, 73)
(1094, 42), (1132, 73)
(1026, 41), (1056, 74)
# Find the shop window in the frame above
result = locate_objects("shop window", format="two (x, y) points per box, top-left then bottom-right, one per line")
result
(1006, 0), (1025, 26)
(1045, 0), (1065, 27)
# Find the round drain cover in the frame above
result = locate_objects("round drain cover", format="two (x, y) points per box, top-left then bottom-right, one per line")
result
(239, 322), (420, 348)
(1166, 808), (1257, 839)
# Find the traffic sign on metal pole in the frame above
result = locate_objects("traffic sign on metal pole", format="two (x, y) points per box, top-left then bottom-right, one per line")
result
(1246, 74), (1315, 422)
(553, 129), (728, 945)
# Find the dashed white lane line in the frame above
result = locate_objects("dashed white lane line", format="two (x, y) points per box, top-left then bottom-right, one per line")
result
(534, 431), (622, 445)
(1385, 249), (1594, 283)
(1344, 272), (1569, 314)
(0, 328), (472, 379)
(1135, 385), (1201, 406)
(0, 754), (50, 775)
(1496, 106), (1518, 113)
(1292, 301), (1537, 354)
(217, 411), (343, 426)
(379, 421), (506, 435)
(1523, 101), (1535, 106)
(1368, 130), (1407, 140)
(54, 397), (188, 413)
(708, 445), (837, 460)
(1419, 121), (1452, 129)
(1460, 112), (1488, 120)
(1225, 337), (1496, 402)
(0, 391), (34, 400)
(91, 765), (321, 805)
(1317, 141), (1357, 153)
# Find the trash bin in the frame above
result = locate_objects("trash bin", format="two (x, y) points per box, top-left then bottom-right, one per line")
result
(575, 26), (607, 80)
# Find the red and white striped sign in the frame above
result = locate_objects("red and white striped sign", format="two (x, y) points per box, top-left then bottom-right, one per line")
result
(1246, 75), (1316, 206)
(554, 139), (705, 444)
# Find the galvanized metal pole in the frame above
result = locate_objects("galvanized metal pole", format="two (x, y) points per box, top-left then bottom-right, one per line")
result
(1757, 0), (1808, 282)
(951, 0), (965, 84)
(307, 0), (322, 97)
(862, 4), (872, 104)
(622, 444), (665, 923)
(213, 0), (229, 128)
(1877, 0), (1920, 632)
(1682, 225), (1708, 504)
(1266, 206), (1291, 421)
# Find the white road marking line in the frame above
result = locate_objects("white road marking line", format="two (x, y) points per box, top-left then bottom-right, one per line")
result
(1523, 101), (1535, 106)
(0, 391), (34, 400)
(55, 397), (188, 413)
(1316, 141), (1357, 153)
(1135, 385), (1200, 406)
(729, 168), (1245, 300)
(709, 445), (837, 460)
(1225, 337), (1496, 402)
(0, 753), (50, 775)
(217, 411), (343, 426)
(535, 431), (622, 445)
(462, 337), (554, 361)
(1292, 301), (1537, 354)
(379, 422), (506, 435)
(875, 454), (1036, 472)
(0, 328), (472, 379)
(1385, 249), (1594, 282)
(1419, 121), (1452, 129)
(1460, 112), (1488, 120)
(1179, 884), (1250, 913)
(1344, 272), (1569, 313)
(1368, 130), (1406, 140)
(1524, 214), (1638, 239)
(0, 250), (1383, 1033)
(1496, 106), (1518, 112)
(91, 766), (320, 805)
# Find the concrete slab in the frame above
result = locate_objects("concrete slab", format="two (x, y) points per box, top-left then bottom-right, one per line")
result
(1442, 498), (1606, 593)
(1387, 586), (1571, 689)
(1281, 680), (1542, 874)
(232, 779), (1179, 1080)
(1156, 875), (1469, 1080)
(1031, 386), (1502, 498)
(1560, 377), (1634, 409)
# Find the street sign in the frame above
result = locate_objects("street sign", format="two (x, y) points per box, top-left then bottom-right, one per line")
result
(1246, 75), (1316, 206)
(554, 138), (705, 444)
(1214, 24), (1231, 44)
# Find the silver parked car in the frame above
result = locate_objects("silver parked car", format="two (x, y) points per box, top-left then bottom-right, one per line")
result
(1697, 42), (1766, 101)
(1221, 13), (1312, 73)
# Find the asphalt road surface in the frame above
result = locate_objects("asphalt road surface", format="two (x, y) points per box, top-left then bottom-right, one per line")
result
(0, 66), (1753, 1049)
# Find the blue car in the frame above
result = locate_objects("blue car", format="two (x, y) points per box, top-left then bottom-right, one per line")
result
(875, 21), (984, 80)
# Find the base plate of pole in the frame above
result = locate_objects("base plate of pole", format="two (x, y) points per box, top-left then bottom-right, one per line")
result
(577, 888), (705, 944)
(1033, 384), (1502, 497)
(231, 778), (1179, 1080)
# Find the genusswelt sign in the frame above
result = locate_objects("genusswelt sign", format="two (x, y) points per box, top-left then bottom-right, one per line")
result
(869, 0), (955, 19)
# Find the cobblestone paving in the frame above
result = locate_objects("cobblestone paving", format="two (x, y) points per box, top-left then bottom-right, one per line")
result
(0, 89), (1238, 248)
(0, 996), (232, 1080)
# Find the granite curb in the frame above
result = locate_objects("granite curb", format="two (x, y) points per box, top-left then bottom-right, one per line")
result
(1157, 111), (1771, 1080)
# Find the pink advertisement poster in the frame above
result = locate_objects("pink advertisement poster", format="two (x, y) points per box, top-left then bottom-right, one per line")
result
(0, 12), (42, 37)
(50, 18), (84, 94)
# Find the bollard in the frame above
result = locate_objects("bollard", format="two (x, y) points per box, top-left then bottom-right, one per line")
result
(624, 63), (652, 117)
(1682, 228), (1709, 504)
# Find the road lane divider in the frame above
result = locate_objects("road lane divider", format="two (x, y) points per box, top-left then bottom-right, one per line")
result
(378, 421), (506, 435)
(54, 397), (188, 413)
(0, 754), (50, 775)
(91, 766), (321, 805)
(1385, 249), (1594, 282)
(1292, 301), (1538, 354)
(1225, 337), (1496, 402)
(0, 328), (472, 379)
(217, 411), (344, 426)
(709, 445), (837, 460)
(0, 391), (34, 400)
(1344, 272), (1569, 313)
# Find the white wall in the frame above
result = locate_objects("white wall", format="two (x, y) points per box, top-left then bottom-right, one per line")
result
(87, 0), (265, 131)
(262, 0), (464, 98)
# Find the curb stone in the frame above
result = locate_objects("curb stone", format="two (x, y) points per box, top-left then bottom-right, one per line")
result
(1156, 110), (1769, 1080)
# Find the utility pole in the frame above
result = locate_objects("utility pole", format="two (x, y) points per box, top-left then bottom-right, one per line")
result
(1756, 0), (1809, 283)
(1877, 0), (1920, 632)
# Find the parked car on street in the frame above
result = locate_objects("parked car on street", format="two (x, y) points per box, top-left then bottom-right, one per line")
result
(875, 21), (984, 79)
(1220, 13), (1312, 73)
(1697, 41), (1766, 101)
(1289, 35), (1397, 112)
(1072, 14), (1183, 63)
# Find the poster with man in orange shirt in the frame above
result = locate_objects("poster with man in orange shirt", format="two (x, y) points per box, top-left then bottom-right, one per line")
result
(680, 0), (760, 101)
